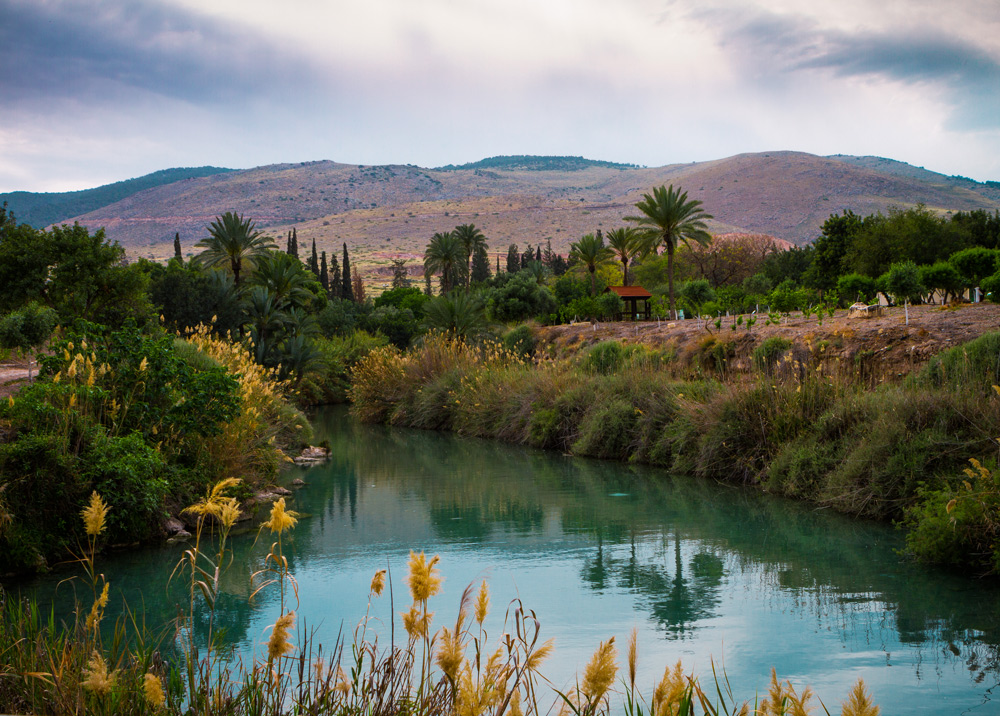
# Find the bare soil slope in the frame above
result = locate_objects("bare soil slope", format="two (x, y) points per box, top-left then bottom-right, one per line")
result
(63, 152), (999, 271)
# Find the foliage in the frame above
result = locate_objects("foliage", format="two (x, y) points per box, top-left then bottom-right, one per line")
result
(424, 231), (465, 295)
(948, 247), (1000, 288)
(767, 280), (812, 313)
(487, 270), (557, 323)
(0, 219), (152, 326)
(569, 233), (613, 296)
(917, 262), (963, 304)
(376, 286), (428, 314)
(503, 324), (537, 359)
(194, 212), (277, 286)
(752, 337), (793, 372)
(836, 273), (878, 305)
(422, 291), (491, 341)
(0, 302), (58, 354)
(147, 261), (243, 336)
(884, 261), (924, 304)
(625, 185), (713, 315)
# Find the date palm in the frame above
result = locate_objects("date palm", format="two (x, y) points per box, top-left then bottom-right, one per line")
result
(605, 227), (642, 286)
(423, 231), (464, 295)
(569, 233), (612, 296)
(196, 212), (276, 286)
(625, 185), (712, 317)
(452, 224), (487, 291)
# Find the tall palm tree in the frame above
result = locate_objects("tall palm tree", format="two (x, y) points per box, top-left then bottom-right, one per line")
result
(195, 212), (276, 286)
(625, 185), (712, 317)
(452, 224), (487, 291)
(604, 227), (642, 286)
(423, 231), (464, 295)
(569, 233), (612, 296)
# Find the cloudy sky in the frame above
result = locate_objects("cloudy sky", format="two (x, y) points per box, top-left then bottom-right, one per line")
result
(2, 0), (999, 192)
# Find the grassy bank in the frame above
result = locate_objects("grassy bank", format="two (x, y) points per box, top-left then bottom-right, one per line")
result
(0, 484), (881, 716)
(350, 332), (1000, 574)
(0, 322), (311, 574)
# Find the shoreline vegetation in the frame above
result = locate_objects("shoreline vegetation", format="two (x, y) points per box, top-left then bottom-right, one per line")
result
(0, 483), (882, 716)
(350, 330), (1000, 576)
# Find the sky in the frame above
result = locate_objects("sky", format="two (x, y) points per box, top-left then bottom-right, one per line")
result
(2, 0), (999, 192)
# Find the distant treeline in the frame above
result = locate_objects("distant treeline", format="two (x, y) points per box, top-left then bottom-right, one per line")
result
(435, 155), (641, 172)
(0, 166), (234, 228)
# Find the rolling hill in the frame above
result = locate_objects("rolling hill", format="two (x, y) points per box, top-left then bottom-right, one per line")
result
(0, 166), (235, 229)
(32, 152), (1000, 293)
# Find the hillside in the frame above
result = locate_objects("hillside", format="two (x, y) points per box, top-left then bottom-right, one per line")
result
(51, 152), (1000, 291)
(0, 166), (234, 228)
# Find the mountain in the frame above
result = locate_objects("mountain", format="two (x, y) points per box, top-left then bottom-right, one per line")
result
(0, 166), (234, 228)
(41, 153), (1000, 270)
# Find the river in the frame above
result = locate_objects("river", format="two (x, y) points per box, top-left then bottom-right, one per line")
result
(9, 405), (1000, 713)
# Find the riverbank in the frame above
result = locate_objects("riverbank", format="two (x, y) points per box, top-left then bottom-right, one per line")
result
(350, 323), (1000, 574)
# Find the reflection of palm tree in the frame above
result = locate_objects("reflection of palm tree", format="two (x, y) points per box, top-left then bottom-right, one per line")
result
(625, 186), (712, 317)
(196, 212), (276, 286)
(570, 233), (612, 296)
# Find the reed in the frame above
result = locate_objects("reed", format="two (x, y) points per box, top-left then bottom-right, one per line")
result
(0, 484), (882, 715)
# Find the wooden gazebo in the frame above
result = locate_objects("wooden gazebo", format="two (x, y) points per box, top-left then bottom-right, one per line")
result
(604, 285), (652, 321)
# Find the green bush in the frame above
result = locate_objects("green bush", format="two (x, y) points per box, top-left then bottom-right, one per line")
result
(503, 324), (537, 359)
(752, 337), (793, 372)
(584, 340), (624, 375)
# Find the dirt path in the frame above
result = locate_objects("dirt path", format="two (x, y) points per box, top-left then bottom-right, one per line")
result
(0, 363), (31, 400)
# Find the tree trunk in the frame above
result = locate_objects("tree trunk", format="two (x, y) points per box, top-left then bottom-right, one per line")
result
(622, 258), (629, 286)
(667, 243), (676, 319)
(589, 266), (597, 296)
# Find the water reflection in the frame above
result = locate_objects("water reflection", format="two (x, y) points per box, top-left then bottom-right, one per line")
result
(7, 405), (1000, 712)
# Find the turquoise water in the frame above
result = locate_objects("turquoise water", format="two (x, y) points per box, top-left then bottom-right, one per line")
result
(10, 406), (1000, 713)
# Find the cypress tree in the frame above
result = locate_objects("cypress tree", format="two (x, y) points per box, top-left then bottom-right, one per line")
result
(342, 243), (354, 301)
(309, 239), (319, 276)
(173, 233), (182, 262)
(543, 239), (554, 268)
(329, 252), (341, 296)
(286, 230), (292, 254)
(320, 251), (330, 291)
(535, 245), (542, 263)
(506, 244), (520, 273)
(292, 228), (299, 259)
(496, 253), (501, 274)
(470, 244), (491, 283)
(521, 245), (534, 269)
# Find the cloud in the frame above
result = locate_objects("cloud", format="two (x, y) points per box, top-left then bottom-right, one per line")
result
(698, 2), (1000, 131)
(0, 0), (322, 105)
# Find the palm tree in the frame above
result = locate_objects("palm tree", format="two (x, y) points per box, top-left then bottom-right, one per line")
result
(604, 227), (642, 286)
(249, 251), (315, 311)
(243, 286), (287, 366)
(423, 231), (464, 295)
(452, 224), (487, 291)
(195, 212), (276, 286)
(421, 291), (490, 342)
(569, 233), (612, 296)
(625, 185), (712, 318)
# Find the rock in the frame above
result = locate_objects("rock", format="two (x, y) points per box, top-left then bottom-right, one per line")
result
(293, 445), (331, 465)
(167, 530), (192, 543)
(291, 478), (306, 487)
(163, 517), (186, 536)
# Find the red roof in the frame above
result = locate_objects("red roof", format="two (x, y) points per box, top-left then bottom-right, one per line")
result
(605, 285), (652, 299)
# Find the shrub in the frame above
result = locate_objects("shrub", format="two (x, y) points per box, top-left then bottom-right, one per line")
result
(752, 337), (793, 372)
(503, 324), (537, 359)
(584, 340), (625, 375)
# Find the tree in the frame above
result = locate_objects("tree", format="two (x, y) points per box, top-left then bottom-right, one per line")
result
(342, 243), (354, 301)
(470, 244), (492, 284)
(391, 259), (412, 289)
(948, 247), (1000, 291)
(885, 260), (924, 325)
(0, 302), (58, 380)
(195, 212), (276, 286)
(424, 232), (464, 295)
(320, 251), (330, 291)
(452, 224), (487, 291)
(506, 244), (520, 273)
(836, 273), (878, 304)
(625, 185), (713, 317)
(173, 233), (182, 262)
(309, 239), (320, 276)
(352, 271), (366, 303)
(569, 233), (612, 296)
(605, 227), (642, 286)
(329, 252), (341, 297)
(804, 211), (861, 293)
(521, 245), (535, 270)
(918, 262), (963, 304)
(679, 279), (716, 316)
(249, 250), (321, 312)
(487, 270), (556, 322)
(422, 291), (489, 341)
